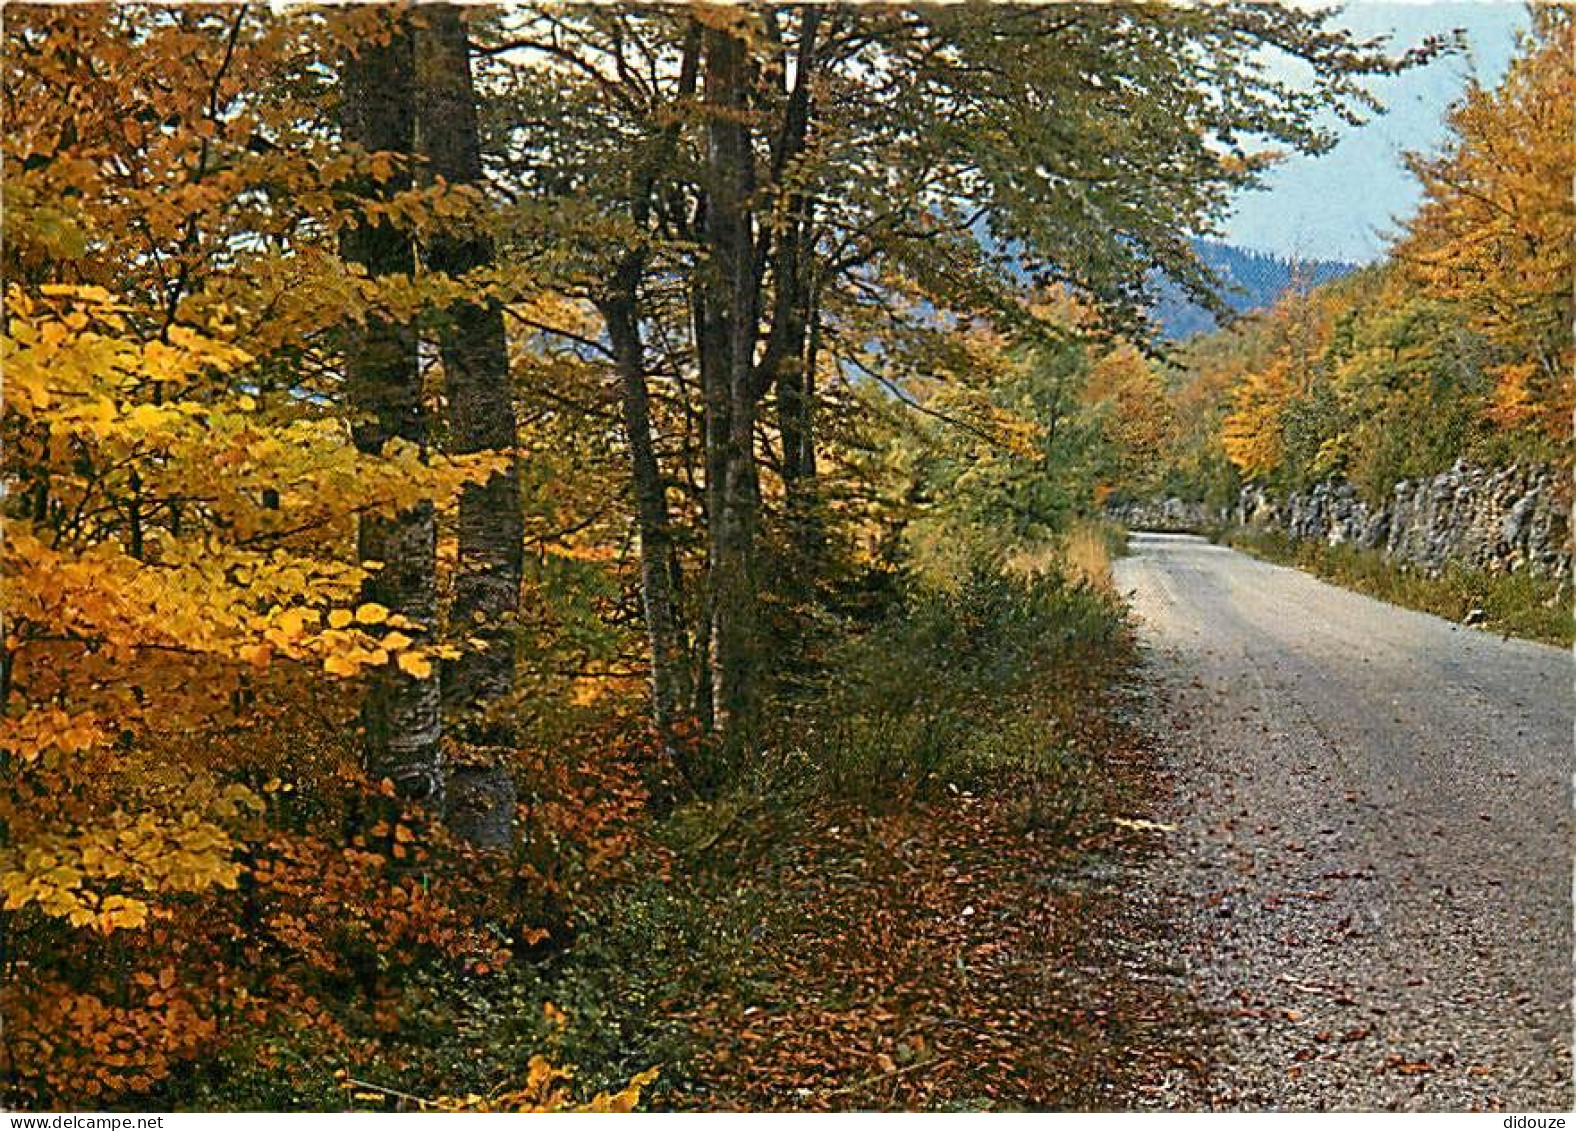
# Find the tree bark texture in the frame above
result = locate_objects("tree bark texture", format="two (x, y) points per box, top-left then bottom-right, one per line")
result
(701, 25), (763, 765)
(764, 8), (821, 503)
(590, 21), (703, 782)
(415, 3), (523, 850)
(599, 257), (697, 778)
(339, 12), (443, 805)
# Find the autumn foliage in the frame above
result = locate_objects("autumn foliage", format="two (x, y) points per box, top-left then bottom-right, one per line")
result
(1, 7), (644, 1109)
(1400, 8), (1574, 443)
(0, 0), (1490, 1113)
(1200, 12), (1572, 500)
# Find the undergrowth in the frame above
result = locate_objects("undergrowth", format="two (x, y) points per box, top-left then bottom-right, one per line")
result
(473, 554), (1148, 1110)
(778, 560), (1125, 808)
(188, 554), (1151, 1112)
(646, 555), (1172, 1109)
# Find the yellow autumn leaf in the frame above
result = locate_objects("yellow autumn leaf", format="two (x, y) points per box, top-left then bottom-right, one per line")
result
(396, 652), (432, 679)
(126, 402), (174, 432)
(324, 653), (361, 677)
(355, 602), (389, 625)
(274, 607), (312, 641)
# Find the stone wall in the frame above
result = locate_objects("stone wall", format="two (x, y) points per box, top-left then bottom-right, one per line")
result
(1111, 462), (1572, 582)
(1234, 462), (1572, 581)
(1106, 496), (1226, 533)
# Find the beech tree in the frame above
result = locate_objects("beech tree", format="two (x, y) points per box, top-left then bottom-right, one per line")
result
(415, 3), (525, 847)
(339, 11), (445, 803)
(2, 6), (503, 1102)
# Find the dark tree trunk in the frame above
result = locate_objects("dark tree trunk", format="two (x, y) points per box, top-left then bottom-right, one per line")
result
(590, 20), (701, 784)
(416, 4), (522, 849)
(799, 266), (822, 484)
(701, 25), (763, 764)
(339, 12), (443, 804)
(764, 8), (821, 507)
(687, 282), (719, 737)
(768, 215), (812, 498)
(598, 256), (697, 782)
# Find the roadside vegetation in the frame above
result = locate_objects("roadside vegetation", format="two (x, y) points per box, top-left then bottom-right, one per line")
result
(1108, 12), (1573, 650)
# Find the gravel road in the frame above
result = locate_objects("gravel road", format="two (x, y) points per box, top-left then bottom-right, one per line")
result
(1114, 532), (1573, 1111)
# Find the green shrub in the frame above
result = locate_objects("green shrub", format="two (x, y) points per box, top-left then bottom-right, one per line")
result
(779, 559), (1123, 806)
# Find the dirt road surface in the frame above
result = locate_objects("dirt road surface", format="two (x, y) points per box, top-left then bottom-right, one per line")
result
(1114, 532), (1573, 1111)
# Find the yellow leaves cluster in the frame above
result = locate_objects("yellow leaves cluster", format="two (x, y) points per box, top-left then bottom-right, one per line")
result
(246, 600), (448, 680)
(424, 1058), (659, 1113)
(0, 707), (108, 765)
(1210, 279), (1339, 481)
(1485, 360), (1542, 433)
(5, 285), (250, 420)
(1086, 340), (1174, 471)
(1222, 358), (1295, 480)
(0, 805), (256, 933)
(3, 285), (504, 682)
(7, 288), (506, 546)
(8, 526), (232, 659)
(5, 524), (434, 680)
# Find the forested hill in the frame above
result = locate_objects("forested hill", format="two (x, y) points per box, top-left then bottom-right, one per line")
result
(1151, 241), (1356, 340)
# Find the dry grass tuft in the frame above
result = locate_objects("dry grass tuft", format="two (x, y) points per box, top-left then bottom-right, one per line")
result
(1009, 521), (1119, 593)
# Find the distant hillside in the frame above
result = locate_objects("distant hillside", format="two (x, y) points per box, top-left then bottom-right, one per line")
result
(1150, 241), (1357, 341)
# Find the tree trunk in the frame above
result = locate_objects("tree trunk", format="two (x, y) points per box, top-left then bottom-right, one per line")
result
(701, 25), (763, 766)
(415, 4), (522, 849)
(764, 8), (821, 508)
(799, 267), (822, 484)
(777, 256), (824, 563)
(339, 12), (443, 804)
(598, 256), (697, 783)
(687, 283), (719, 738)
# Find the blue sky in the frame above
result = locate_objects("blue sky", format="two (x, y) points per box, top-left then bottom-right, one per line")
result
(1222, 1), (1529, 263)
